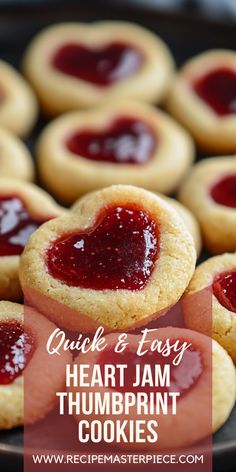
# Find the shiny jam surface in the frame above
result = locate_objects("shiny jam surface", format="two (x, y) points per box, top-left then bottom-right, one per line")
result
(210, 175), (236, 208)
(0, 321), (34, 385)
(193, 67), (236, 116)
(52, 42), (143, 86)
(66, 118), (156, 165)
(99, 342), (203, 398)
(0, 195), (46, 256)
(46, 206), (158, 290)
(213, 270), (236, 313)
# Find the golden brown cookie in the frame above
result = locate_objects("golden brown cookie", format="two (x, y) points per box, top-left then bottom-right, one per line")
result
(0, 60), (38, 137)
(20, 185), (196, 332)
(213, 338), (236, 432)
(184, 253), (236, 364)
(178, 156), (236, 254)
(23, 22), (174, 116)
(36, 101), (195, 203)
(74, 190), (201, 257)
(0, 127), (34, 181)
(0, 301), (71, 429)
(0, 178), (66, 301)
(166, 50), (236, 153)
(155, 194), (202, 257)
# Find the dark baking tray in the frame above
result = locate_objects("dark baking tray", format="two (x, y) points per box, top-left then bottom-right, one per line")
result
(0, 1), (235, 471)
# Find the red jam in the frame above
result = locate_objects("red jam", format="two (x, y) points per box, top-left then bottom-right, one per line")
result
(99, 342), (202, 399)
(213, 270), (236, 313)
(66, 118), (156, 165)
(0, 321), (34, 385)
(210, 175), (236, 208)
(193, 67), (236, 116)
(46, 206), (158, 290)
(52, 42), (143, 86)
(0, 195), (48, 256)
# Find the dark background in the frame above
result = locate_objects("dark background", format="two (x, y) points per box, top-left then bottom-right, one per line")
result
(0, 0), (236, 21)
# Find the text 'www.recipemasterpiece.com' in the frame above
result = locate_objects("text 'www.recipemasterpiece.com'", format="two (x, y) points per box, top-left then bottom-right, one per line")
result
(32, 453), (204, 465)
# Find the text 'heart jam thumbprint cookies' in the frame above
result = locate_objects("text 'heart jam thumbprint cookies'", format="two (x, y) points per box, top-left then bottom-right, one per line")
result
(178, 156), (236, 254)
(36, 101), (195, 203)
(20, 186), (196, 332)
(0, 178), (66, 302)
(0, 301), (71, 429)
(0, 127), (34, 181)
(166, 50), (236, 154)
(68, 328), (236, 449)
(184, 253), (236, 364)
(22, 22), (174, 116)
(0, 60), (38, 137)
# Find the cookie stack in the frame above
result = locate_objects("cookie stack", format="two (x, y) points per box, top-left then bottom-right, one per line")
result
(0, 21), (235, 452)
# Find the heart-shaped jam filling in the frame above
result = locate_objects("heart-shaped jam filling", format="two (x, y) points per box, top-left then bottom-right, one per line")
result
(52, 42), (143, 86)
(193, 67), (236, 116)
(0, 320), (34, 385)
(210, 175), (236, 208)
(66, 118), (156, 165)
(46, 206), (158, 290)
(99, 342), (202, 399)
(213, 270), (236, 313)
(0, 195), (49, 256)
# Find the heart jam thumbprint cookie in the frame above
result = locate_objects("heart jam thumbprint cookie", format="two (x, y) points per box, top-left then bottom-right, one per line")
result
(178, 156), (236, 254)
(0, 127), (34, 181)
(0, 178), (66, 302)
(22, 22), (174, 115)
(166, 50), (236, 153)
(0, 60), (37, 137)
(67, 328), (236, 449)
(36, 101), (194, 204)
(184, 253), (236, 364)
(0, 301), (71, 429)
(20, 185), (196, 332)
